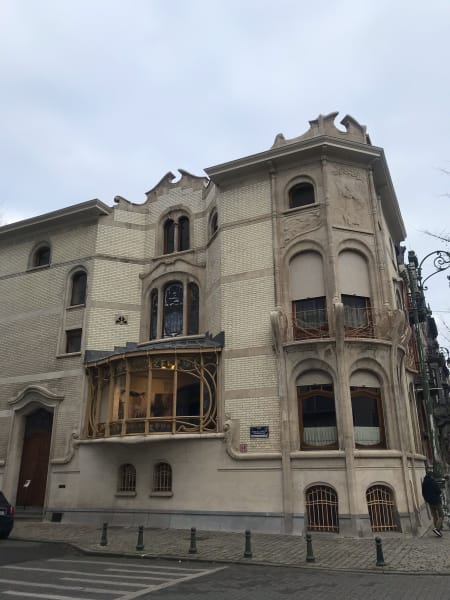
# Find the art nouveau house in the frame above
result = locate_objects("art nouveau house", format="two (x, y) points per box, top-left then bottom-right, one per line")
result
(0, 113), (430, 536)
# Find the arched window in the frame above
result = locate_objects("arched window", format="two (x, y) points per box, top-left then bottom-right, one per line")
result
(149, 289), (158, 340)
(178, 216), (190, 251)
(209, 210), (218, 238)
(338, 251), (373, 337)
(289, 182), (315, 209)
(162, 215), (190, 254)
(163, 282), (184, 337)
(149, 280), (200, 340)
(187, 282), (199, 335)
(297, 371), (337, 450)
(153, 462), (172, 492)
(289, 252), (328, 340)
(366, 485), (400, 532)
(350, 370), (385, 448)
(118, 463), (136, 493)
(163, 219), (175, 254)
(305, 485), (339, 532)
(33, 245), (51, 267)
(70, 271), (87, 306)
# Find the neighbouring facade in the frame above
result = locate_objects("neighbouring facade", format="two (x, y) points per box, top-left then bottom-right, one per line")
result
(0, 112), (435, 536)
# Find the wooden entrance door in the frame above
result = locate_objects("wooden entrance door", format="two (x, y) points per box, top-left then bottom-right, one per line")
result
(16, 409), (53, 508)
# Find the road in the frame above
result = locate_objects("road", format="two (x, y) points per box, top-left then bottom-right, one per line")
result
(0, 540), (449, 599)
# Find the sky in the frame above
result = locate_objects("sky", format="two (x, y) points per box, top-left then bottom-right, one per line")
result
(1, 0), (449, 344)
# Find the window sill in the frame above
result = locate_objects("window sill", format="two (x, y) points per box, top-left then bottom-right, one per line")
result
(66, 304), (86, 310)
(282, 204), (317, 216)
(153, 248), (194, 261)
(149, 491), (173, 498)
(115, 491), (137, 497)
(27, 264), (51, 271)
(56, 352), (82, 359)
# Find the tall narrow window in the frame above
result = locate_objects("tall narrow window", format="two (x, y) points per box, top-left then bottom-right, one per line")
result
(149, 289), (158, 340)
(118, 463), (136, 493)
(289, 182), (315, 208)
(187, 282), (199, 335)
(163, 282), (183, 337)
(306, 485), (339, 532)
(338, 250), (373, 337)
(209, 210), (218, 237)
(297, 379), (337, 450)
(153, 462), (172, 492)
(178, 216), (190, 251)
(163, 219), (175, 254)
(70, 271), (87, 306)
(351, 386), (384, 447)
(289, 252), (328, 340)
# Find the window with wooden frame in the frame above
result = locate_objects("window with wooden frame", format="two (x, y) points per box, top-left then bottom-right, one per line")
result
(153, 462), (172, 492)
(305, 485), (339, 532)
(350, 386), (385, 448)
(366, 485), (400, 532)
(297, 384), (338, 450)
(118, 463), (136, 493)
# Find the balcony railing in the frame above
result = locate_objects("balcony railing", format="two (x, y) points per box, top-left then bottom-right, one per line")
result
(293, 308), (329, 340)
(343, 305), (374, 338)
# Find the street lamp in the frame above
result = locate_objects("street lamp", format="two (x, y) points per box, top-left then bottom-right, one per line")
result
(406, 249), (450, 473)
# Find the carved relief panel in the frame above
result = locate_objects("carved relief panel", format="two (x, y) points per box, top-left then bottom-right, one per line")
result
(329, 165), (371, 230)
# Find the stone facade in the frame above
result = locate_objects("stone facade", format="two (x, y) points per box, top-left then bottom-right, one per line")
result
(0, 113), (430, 535)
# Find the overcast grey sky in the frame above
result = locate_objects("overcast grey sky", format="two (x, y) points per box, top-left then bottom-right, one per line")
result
(1, 0), (449, 341)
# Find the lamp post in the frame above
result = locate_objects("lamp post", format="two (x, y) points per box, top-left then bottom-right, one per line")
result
(406, 249), (450, 473)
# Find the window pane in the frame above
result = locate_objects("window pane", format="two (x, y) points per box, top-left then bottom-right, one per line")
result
(149, 289), (158, 340)
(66, 329), (82, 353)
(164, 219), (175, 254)
(178, 216), (190, 251)
(351, 387), (382, 446)
(70, 272), (87, 305)
(294, 297), (327, 327)
(289, 183), (315, 208)
(298, 385), (337, 448)
(187, 282), (199, 335)
(35, 246), (50, 266)
(342, 295), (370, 328)
(163, 283), (183, 337)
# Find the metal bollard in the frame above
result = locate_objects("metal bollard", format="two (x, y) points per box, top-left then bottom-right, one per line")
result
(100, 522), (108, 547)
(375, 536), (385, 566)
(136, 525), (144, 551)
(305, 533), (315, 563)
(189, 527), (197, 554)
(244, 529), (253, 558)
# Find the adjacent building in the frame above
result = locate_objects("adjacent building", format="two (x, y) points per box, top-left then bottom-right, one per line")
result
(0, 112), (434, 535)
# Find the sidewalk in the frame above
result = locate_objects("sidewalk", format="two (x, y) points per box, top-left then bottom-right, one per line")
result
(10, 520), (450, 575)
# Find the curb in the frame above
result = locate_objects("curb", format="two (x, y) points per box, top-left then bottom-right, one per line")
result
(9, 535), (450, 577)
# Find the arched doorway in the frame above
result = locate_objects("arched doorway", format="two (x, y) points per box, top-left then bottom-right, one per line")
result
(16, 409), (53, 508)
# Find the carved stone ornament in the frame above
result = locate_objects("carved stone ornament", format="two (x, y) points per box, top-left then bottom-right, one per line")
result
(331, 167), (369, 230)
(281, 209), (321, 246)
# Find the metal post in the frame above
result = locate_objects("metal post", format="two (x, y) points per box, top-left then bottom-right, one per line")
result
(100, 522), (108, 547)
(305, 533), (315, 563)
(375, 536), (385, 566)
(189, 527), (197, 554)
(244, 530), (252, 558)
(136, 525), (144, 551)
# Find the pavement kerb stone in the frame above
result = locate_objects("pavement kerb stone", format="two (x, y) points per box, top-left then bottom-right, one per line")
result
(9, 521), (450, 576)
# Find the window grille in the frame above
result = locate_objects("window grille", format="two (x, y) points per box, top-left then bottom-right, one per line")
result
(306, 485), (339, 532)
(366, 485), (400, 532)
(153, 462), (172, 492)
(118, 463), (136, 492)
(293, 297), (329, 340)
(342, 295), (374, 337)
